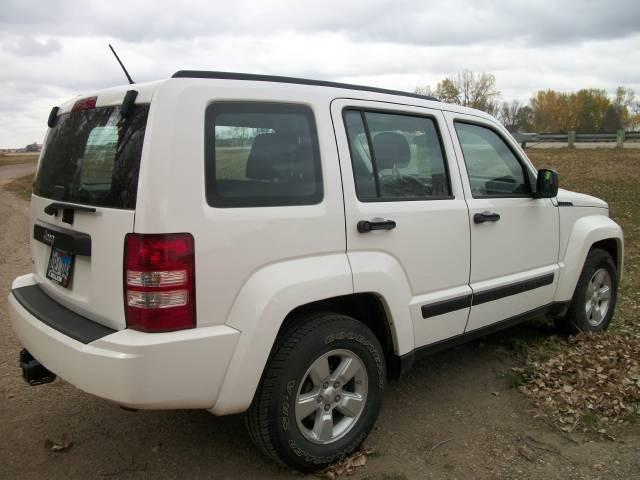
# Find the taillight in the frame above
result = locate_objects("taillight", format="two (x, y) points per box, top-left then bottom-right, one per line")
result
(124, 233), (196, 332)
(72, 96), (97, 112)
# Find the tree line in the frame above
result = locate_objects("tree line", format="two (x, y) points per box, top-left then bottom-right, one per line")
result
(415, 71), (640, 133)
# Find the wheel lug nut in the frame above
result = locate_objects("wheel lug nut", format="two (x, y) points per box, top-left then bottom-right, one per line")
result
(323, 382), (329, 389)
(317, 396), (323, 403)
(335, 395), (341, 402)
(324, 404), (331, 411)
(333, 382), (340, 389)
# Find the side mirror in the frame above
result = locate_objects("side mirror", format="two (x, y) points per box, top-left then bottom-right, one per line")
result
(535, 169), (559, 198)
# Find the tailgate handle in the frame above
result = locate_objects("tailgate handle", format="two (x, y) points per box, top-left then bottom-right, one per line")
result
(44, 202), (96, 225)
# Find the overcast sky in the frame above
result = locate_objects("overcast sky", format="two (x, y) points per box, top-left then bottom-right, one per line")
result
(1, 0), (639, 147)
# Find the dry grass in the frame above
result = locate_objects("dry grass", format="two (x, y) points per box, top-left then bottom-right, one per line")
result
(5, 173), (34, 199)
(0, 153), (38, 167)
(527, 148), (640, 334)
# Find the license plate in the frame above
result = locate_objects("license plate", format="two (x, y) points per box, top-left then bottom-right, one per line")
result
(46, 248), (74, 288)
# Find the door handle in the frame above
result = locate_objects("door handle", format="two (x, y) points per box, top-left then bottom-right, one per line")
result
(357, 219), (397, 233)
(473, 211), (501, 224)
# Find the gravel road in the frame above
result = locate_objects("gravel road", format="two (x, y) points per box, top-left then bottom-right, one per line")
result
(0, 162), (36, 185)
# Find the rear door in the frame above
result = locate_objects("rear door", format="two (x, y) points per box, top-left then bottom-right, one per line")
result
(30, 95), (150, 330)
(443, 112), (559, 332)
(331, 99), (471, 349)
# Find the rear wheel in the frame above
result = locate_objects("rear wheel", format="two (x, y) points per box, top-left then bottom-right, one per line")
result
(556, 248), (618, 334)
(245, 312), (386, 472)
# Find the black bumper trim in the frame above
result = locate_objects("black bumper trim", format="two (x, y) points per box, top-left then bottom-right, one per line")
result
(12, 284), (116, 344)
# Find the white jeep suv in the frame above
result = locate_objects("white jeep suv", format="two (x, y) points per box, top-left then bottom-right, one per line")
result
(8, 71), (623, 472)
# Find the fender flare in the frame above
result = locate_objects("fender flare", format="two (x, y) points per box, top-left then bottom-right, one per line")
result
(554, 215), (623, 303)
(211, 253), (353, 414)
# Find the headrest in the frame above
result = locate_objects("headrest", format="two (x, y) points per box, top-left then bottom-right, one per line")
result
(245, 133), (297, 180)
(373, 132), (410, 169)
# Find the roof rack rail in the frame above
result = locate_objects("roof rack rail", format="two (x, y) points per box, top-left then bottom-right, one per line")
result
(171, 70), (439, 102)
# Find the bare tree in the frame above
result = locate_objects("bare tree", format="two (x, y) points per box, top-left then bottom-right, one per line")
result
(498, 100), (521, 130)
(415, 70), (501, 114)
(414, 85), (436, 97)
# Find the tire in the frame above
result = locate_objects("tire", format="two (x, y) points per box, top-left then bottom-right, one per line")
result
(245, 312), (386, 472)
(556, 248), (618, 334)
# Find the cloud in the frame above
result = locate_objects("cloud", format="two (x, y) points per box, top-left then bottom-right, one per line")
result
(3, 36), (62, 56)
(1, 0), (639, 46)
(0, 0), (639, 147)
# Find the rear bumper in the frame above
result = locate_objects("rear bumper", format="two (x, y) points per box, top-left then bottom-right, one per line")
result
(8, 274), (240, 410)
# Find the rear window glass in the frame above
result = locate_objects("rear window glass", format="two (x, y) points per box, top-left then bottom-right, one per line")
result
(205, 102), (323, 207)
(34, 104), (150, 209)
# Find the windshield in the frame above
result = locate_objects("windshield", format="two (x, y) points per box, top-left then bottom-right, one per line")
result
(34, 104), (150, 209)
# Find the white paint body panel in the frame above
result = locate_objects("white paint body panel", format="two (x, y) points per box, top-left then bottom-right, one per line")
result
(9, 274), (239, 409)
(29, 195), (134, 330)
(555, 212), (623, 301)
(9, 76), (623, 414)
(135, 79), (348, 329)
(331, 99), (471, 350)
(443, 111), (560, 331)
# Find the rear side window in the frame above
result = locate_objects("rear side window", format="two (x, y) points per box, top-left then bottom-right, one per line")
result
(34, 104), (149, 209)
(344, 110), (451, 201)
(455, 122), (530, 197)
(205, 102), (323, 207)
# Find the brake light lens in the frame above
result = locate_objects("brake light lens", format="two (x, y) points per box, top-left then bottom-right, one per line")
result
(72, 96), (97, 112)
(124, 233), (196, 332)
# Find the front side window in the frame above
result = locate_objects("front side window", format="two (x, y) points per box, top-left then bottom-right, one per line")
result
(205, 102), (322, 207)
(455, 122), (530, 197)
(344, 110), (451, 201)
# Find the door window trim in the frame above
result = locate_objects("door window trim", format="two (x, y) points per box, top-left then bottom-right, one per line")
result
(342, 106), (455, 203)
(453, 119), (536, 199)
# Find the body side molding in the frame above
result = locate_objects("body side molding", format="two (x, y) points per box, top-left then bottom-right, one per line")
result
(472, 273), (555, 306)
(420, 273), (555, 319)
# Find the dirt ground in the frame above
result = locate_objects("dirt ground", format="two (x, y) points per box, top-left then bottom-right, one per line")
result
(1, 158), (639, 480)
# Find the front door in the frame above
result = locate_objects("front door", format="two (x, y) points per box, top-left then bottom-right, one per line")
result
(331, 99), (471, 350)
(444, 112), (560, 332)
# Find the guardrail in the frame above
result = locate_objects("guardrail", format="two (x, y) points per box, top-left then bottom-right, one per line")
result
(513, 130), (640, 148)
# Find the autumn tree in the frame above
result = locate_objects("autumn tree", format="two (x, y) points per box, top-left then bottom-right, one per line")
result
(604, 87), (637, 132)
(417, 73), (639, 132)
(530, 87), (637, 133)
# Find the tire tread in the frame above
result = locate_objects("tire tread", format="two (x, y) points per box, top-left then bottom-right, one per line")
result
(245, 312), (357, 467)
(557, 248), (617, 334)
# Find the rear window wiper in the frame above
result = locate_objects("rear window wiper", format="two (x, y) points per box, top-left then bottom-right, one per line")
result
(44, 202), (96, 225)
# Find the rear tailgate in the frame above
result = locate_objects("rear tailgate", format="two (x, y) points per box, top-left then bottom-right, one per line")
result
(29, 88), (152, 331)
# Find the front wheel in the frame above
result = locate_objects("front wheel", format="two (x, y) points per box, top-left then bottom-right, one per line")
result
(245, 312), (386, 472)
(556, 248), (618, 334)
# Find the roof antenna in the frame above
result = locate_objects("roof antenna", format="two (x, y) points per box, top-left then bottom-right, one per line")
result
(108, 44), (135, 84)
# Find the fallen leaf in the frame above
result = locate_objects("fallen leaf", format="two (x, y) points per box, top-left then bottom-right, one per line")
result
(44, 434), (73, 453)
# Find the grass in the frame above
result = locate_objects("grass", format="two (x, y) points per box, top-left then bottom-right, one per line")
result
(527, 148), (640, 334)
(216, 147), (251, 179)
(0, 153), (38, 167)
(5, 173), (34, 199)
(505, 365), (536, 389)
